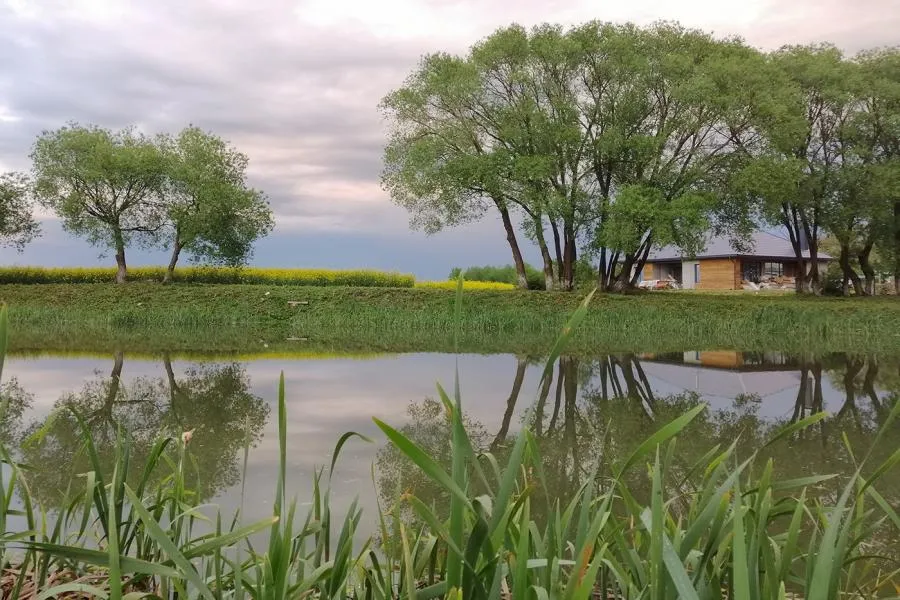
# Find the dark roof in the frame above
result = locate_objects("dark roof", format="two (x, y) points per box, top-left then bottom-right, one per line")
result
(646, 231), (832, 262)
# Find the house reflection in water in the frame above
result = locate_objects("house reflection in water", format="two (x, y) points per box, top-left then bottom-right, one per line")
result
(634, 351), (843, 420)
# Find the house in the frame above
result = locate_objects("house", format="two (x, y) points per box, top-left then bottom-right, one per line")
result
(641, 231), (832, 290)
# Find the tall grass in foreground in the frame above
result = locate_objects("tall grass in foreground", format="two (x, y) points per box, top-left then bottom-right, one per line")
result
(1, 283), (900, 598)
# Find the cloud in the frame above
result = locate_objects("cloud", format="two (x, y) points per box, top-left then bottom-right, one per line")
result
(0, 0), (897, 251)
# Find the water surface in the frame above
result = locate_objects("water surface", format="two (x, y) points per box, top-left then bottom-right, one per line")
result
(4, 349), (899, 536)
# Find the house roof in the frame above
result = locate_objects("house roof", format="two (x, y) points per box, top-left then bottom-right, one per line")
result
(646, 231), (832, 263)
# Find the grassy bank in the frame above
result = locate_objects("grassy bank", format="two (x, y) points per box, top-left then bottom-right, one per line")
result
(3, 298), (900, 600)
(1, 283), (899, 354)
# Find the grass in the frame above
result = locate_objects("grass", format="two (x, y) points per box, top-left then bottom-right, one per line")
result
(2, 290), (900, 599)
(1, 283), (899, 355)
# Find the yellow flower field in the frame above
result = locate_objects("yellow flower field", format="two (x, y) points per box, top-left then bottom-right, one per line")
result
(0, 266), (415, 287)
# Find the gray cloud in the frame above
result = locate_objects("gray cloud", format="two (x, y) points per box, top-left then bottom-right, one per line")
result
(1, 0), (898, 243)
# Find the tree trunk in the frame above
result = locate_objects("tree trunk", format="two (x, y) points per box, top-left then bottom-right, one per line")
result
(562, 225), (576, 291)
(490, 357), (527, 451)
(630, 241), (652, 288)
(611, 254), (636, 293)
(838, 242), (863, 296)
(497, 202), (528, 290)
(895, 200), (900, 295)
(533, 217), (555, 291)
(164, 235), (184, 284)
(801, 220), (822, 295)
(113, 229), (127, 284)
(597, 247), (607, 291)
(533, 366), (554, 437)
(858, 241), (875, 296)
(551, 219), (563, 289)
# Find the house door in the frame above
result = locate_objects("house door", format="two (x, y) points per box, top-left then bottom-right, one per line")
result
(682, 261), (699, 289)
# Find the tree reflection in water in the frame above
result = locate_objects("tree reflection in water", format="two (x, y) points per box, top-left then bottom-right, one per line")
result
(377, 352), (900, 536)
(17, 352), (269, 509)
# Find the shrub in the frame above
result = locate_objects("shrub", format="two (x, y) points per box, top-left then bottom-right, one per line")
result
(449, 263), (544, 289)
(415, 280), (516, 291)
(0, 266), (415, 287)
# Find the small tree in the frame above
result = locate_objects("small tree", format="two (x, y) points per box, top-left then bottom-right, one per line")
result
(30, 124), (167, 283)
(159, 127), (274, 282)
(0, 172), (40, 250)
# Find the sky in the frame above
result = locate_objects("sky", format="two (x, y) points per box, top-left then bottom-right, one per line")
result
(0, 0), (898, 279)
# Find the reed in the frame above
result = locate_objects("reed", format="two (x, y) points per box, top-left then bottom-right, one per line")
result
(1, 287), (899, 598)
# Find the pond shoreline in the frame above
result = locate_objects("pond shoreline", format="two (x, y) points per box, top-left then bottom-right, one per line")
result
(1, 283), (899, 354)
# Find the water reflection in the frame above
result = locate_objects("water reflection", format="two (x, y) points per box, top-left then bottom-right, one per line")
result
(3, 350), (899, 533)
(13, 353), (268, 508)
(376, 351), (900, 525)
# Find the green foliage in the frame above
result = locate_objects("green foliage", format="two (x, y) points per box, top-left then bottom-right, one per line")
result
(0, 172), (40, 250)
(385, 22), (900, 294)
(30, 124), (168, 271)
(158, 126), (274, 271)
(449, 264), (545, 290)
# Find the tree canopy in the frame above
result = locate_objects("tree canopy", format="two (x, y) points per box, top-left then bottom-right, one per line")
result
(157, 127), (274, 281)
(28, 123), (274, 284)
(30, 124), (168, 283)
(0, 172), (40, 250)
(383, 21), (900, 294)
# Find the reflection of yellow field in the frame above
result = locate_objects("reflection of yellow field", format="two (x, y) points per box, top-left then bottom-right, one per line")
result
(697, 351), (743, 369)
(8, 349), (387, 361)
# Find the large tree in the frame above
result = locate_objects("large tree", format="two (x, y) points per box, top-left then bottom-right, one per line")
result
(30, 124), (168, 283)
(577, 23), (769, 290)
(381, 53), (533, 289)
(384, 22), (769, 292)
(158, 127), (274, 282)
(852, 49), (900, 294)
(738, 46), (856, 295)
(0, 172), (40, 250)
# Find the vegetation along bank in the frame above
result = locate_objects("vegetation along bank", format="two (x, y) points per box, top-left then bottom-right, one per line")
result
(2, 302), (900, 599)
(2, 283), (898, 355)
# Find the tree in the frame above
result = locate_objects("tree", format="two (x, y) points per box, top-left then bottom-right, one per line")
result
(381, 53), (532, 289)
(0, 172), (40, 250)
(470, 24), (592, 291)
(158, 127), (274, 282)
(30, 124), (167, 283)
(577, 23), (770, 290)
(738, 46), (854, 295)
(385, 22), (771, 292)
(852, 49), (900, 294)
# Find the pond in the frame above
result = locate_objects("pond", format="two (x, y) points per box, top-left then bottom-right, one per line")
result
(3, 348), (899, 540)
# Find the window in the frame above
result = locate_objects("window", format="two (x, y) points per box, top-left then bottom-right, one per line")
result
(762, 262), (784, 278)
(742, 261), (786, 283)
(693, 263), (700, 283)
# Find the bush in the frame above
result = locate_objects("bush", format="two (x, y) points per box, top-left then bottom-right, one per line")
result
(415, 280), (516, 291)
(0, 266), (415, 287)
(449, 264), (544, 289)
